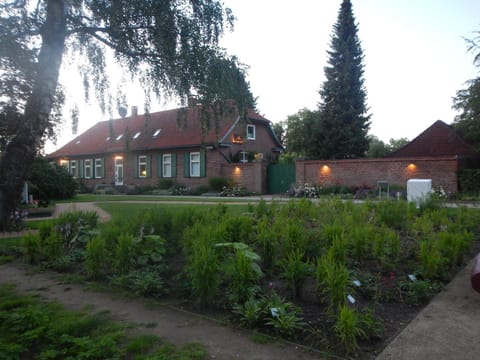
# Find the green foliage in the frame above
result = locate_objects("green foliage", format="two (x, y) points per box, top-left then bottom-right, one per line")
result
(283, 108), (320, 156)
(184, 226), (221, 306)
(316, 256), (351, 316)
(85, 236), (108, 279)
(0, 284), (207, 359)
(334, 305), (365, 354)
(453, 77), (480, 151)
(217, 242), (262, 305)
(401, 279), (441, 305)
(358, 308), (384, 340)
(314, 0), (370, 159)
(28, 157), (78, 202)
(114, 233), (135, 275)
(22, 233), (40, 264)
(458, 169), (480, 193)
(280, 249), (310, 299)
(208, 176), (231, 191)
(255, 216), (278, 272)
(234, 293), (305, 338)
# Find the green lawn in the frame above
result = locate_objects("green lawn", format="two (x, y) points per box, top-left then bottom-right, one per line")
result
(97, 202), (253, 221)
(60, 193), (262, 203)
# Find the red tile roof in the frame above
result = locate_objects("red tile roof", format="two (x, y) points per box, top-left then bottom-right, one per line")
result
(48, 105), (272, 158)
(390, 120), (477, 158)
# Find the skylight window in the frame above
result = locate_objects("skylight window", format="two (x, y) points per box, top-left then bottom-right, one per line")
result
(133, 131), (141, 139)
(116, 134), (123, 141)
(153, 129), (161, 137)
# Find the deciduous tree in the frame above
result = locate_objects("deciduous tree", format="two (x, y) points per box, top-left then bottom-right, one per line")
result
(0, 0), (251, 230)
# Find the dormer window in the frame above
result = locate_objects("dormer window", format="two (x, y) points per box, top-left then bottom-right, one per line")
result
(247, 124), (256, 140)
(116, 134), (123, 141)
(133, 131), (141, 139)
(153, 129), (161, 137)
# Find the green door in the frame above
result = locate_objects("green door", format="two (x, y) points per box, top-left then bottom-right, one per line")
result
(267, 163), (296, 194)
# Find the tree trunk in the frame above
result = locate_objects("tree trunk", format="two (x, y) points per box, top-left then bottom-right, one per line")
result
(0, 0), (66, 231)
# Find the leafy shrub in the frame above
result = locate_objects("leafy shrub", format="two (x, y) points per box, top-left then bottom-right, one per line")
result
(190, 184), (210, 195)
(208, 176), (231, 192)
(401, 279), (441, 305)
(262, 293), (305, 338)
(158, 179), (174, 190)
(280, 250), (310, 299)
(112, 269), (167, 297)
(458, 169), (480, 193)
(28, 157), (77, 201)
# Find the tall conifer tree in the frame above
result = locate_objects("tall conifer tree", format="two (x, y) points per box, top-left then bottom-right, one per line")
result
(314, 0), (370, 159)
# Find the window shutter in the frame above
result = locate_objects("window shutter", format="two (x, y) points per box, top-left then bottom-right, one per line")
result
(92, 159), (95, 178)
(100, 158), (105, 178)
(184, 152), (190, 177)
(134, 155), (138, 178)
(200, 150), (206, 177)
(146, 155), (151, 178)
(172, 153), (177, 178)
(157, 155), (163, 177)
(79, 160), (84, 178)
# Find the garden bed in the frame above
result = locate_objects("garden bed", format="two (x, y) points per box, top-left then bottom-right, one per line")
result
(14, 200), (480, 358)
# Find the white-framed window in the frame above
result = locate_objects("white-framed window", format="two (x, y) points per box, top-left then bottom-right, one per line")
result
(247, 124), (256, 140)
(162, 154), (172, 178)
(240, 151), (248, 163)
(95, 158), (104, 178)
(70, 160), (78, 178)
(84, 159), (92, 179)
(138, 155), (147, 178)
(190, 152), (201, 177)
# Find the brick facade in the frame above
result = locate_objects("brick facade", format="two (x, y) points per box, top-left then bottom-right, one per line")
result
(296, 157), (460, 193)
(221, 161), (267, 194)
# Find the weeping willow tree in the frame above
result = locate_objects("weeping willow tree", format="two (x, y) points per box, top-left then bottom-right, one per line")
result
(0, 0), (254, 230)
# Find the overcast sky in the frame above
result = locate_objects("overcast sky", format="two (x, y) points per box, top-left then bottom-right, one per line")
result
(48, 0), (480, 152)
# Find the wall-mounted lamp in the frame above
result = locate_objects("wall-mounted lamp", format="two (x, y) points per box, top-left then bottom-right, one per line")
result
(234, 166), (241, 175)
(115, 155), (123, 160)
(320, 164), (331, 175)
(407, 163), (417, 171)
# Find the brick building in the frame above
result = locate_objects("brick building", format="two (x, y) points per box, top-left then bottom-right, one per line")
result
(48, 105), (282, 193)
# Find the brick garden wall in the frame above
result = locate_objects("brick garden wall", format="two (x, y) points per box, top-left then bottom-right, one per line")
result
(296, 157), (460, 193)
(221, 161), (267, 194)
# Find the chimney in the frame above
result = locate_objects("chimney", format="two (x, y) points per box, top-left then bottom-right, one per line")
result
(131, 106), (138, 117)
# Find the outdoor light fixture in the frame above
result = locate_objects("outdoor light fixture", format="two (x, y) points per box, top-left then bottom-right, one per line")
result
(115, 155), (123, 160)
(234, 166), (241, 175)
(407, 163), (417, 171)
(320, 165), (331, 175)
